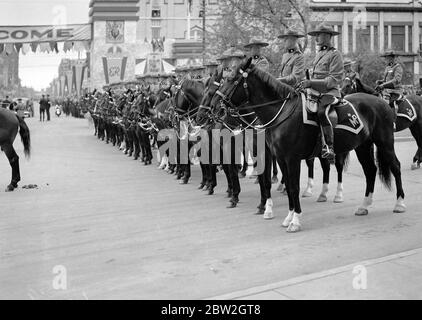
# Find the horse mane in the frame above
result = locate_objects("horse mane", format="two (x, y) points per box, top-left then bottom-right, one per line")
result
(356, 78), (377, 95)
(182, 79), (205, 91)
(248, 65), (295, 99)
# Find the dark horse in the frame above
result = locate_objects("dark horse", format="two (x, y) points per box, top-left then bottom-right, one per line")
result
(196, 71), (273, 211)
(342, 76), (422, 170)
(0, 108), (31, 191)
(210, 58), (405, 233)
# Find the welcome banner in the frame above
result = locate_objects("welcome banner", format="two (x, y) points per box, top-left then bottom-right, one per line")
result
(0, 24), (91, 44)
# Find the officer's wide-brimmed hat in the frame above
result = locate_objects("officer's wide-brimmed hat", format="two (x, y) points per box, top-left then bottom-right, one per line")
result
(204, 60), (219, 67)
(307, 23), (340, 36)
(244, 38), (269, 48)
(278, 29), (305, 39)
(218, 48), (246, 61)
(380, 49), (403, 57)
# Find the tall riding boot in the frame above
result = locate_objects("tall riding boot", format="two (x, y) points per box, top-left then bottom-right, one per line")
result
(389, 99), (397, 131)
(321, 125), (335, 162)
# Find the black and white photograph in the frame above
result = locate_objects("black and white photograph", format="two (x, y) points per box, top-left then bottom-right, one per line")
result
(1, 0), (422, 304)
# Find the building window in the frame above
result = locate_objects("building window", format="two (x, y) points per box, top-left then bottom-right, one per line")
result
(408, 26), (412, 52)
(174, 0), (184, 4)
(152, 9), (161, 18)
(348, 25), (353, 53)
(152, 27), (161, 39)
(391, 26), (405, 51)
(373, 25), (378, 52)
(384, 26), (389, 49)
(337, 25), (342, 52)
(199, 10), (204, 18)
(356, 27), (370, 53)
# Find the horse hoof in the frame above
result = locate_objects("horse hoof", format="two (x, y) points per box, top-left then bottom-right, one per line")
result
(317, 194), (327, 202)
(263, 211), (274, 220)
(5, 185), (15, 192)
(411, 163), (421, 170)
(355, 208), (369, 216)
(179, 180), (188, 185)
(238, 172), (246, 179)
(393, 204), (406, 213)
(208, 189), (214, 195)
(227, 202), (237, 209)
(271, 176), (278, 184)
(281, 218), (292, 228)
(333, 195), (344, 203)
(256, 207), (265, 215)
(286, 222), (301, 233)
(302, 190), (313, 198)
(198, 184), (205, 190)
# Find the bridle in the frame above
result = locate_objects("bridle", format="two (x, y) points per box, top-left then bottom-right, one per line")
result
(214, 67), (291, 130)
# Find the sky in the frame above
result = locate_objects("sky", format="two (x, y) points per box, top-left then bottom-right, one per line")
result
(0, 0), (90, 90)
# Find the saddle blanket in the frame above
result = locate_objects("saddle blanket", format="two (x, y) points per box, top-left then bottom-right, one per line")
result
(302, 94), (364, 135)
(395, 98), (417, 122)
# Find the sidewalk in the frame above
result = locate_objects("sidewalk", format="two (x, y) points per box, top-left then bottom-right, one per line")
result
(207, 248), (422, 300)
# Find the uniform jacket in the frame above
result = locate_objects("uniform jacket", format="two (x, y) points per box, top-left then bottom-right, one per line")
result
(382, 63), (403, 95)
(310, 46), (344, 97)
(278, 48), (305, 87)
(252, 55), (270, 72)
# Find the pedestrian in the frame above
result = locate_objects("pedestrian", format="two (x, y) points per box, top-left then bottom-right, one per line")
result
(46, 94), (52, 121)
(39, 94), (46, 121)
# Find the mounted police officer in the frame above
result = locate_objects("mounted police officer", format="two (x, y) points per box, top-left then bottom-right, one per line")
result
(277, 29), (305, 86)
(296, 24), (344, 162)
(375, 49), (403, 127)
(244, 38), (270, 72)
(344, 58), (359, 81)
(219, 47), (246, 79)
(204, 60), (219, 78)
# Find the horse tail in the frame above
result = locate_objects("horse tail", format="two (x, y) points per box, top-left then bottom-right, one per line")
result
(375, 145), (392, 190)
(17, 115), (31, 158)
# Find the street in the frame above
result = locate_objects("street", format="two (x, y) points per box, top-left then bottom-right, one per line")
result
(0, 111), (422, 300)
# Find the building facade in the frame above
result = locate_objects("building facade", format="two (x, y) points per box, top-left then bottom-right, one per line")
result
(309, 0), (422, 82)
(87, 0), (220, 89)
(0, 50), (20, 91)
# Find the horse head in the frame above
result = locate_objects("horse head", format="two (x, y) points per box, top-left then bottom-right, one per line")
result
(196, 68), (224, 126)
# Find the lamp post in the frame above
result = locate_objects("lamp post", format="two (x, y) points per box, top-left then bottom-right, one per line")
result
(202, 0), (206, 65)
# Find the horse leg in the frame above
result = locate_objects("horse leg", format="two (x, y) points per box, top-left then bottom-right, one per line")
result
(316, 157), (330, 202)
(374, 135), (406, 213)
(271, 156), (279, 184)
(285, 158), (303, 233)
(228, 164), (240, 208)
(409, 124), (422, 170)
(333, 153), (346, 203)
(3, 144), (20, 192)
(354, 143), (377, 216)
(222, 164), (232, 197)
(263, 148), (274, 220)
(302, 158), (315, 197)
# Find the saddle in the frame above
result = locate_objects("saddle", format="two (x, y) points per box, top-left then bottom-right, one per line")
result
(302, 92), (364, 135)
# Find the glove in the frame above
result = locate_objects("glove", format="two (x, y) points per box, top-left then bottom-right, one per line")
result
(374, 84), (384, 92)
(295, 80), (311, 91)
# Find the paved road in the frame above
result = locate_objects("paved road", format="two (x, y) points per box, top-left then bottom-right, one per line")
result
(0, 113), (421, 299)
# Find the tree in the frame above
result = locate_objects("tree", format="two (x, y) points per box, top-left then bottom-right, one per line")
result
(206, 0), (312, 75)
